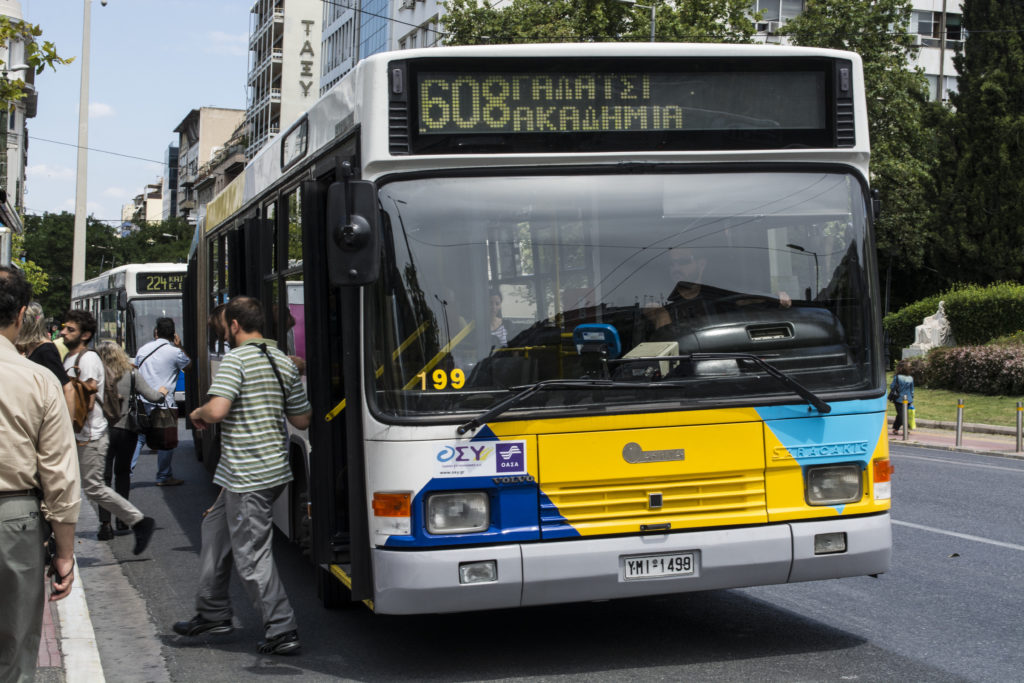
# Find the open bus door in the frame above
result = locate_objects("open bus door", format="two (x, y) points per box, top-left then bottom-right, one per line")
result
(301, 164), (376, 606)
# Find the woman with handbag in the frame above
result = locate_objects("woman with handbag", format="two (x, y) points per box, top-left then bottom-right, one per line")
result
(889, 361), (915, 434)
(95, 342), (167, 540)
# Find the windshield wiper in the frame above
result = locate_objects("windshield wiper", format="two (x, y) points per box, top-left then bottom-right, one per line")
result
(456, 379), (615, 435)
(612, 352), (831, 414)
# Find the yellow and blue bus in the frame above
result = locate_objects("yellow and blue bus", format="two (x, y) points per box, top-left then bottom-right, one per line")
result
(71, 262), (187, 398)
(188, 43), (892, 613)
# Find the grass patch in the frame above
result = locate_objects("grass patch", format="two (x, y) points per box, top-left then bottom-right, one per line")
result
(885, 373), (1024, 427)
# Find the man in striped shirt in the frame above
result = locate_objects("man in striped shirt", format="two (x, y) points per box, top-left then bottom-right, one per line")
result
(175, 296), (311, 655)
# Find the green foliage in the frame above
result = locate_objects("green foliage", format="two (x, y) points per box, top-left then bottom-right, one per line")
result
(441, 0), (757, 45)
(883, 282), (1024, 361)
(986, 331), (1024, 346)
(781, 0), (937, 302)
(10, 231), (47, 297)
(21, 212), (193, 319)
(928, 0), (1024, 287)
(882, 292), (942, 359)
(914, 344), (1024, 395)
(941, 282), (1024, 345)
(0, 16), (72, 104)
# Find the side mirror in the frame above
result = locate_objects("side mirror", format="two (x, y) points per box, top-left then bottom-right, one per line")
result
(871, 188), (882, 221)
(326, 180), (380, 286)
(117, 290), (128, 311)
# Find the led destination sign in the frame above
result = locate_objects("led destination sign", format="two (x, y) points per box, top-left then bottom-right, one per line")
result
(136, 272), (184, 294)
(417, 70), (826, 136)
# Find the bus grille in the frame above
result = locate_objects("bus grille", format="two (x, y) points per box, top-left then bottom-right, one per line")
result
(541, 470), (767, 537)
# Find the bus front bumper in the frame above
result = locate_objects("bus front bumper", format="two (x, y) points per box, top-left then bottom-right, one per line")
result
(370, 513), (891, 614)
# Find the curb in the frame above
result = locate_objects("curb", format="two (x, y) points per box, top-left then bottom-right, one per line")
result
(55, 556), (105, 683)
(914, 418), (1021, 437)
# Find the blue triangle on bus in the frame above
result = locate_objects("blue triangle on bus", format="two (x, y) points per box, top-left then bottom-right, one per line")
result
(470, 425), (499, 442)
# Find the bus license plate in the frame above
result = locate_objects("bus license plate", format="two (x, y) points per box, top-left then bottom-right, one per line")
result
(622, 552), (696, 580)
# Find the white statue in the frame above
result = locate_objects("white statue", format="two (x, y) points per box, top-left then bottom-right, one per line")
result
(903, 301), (955, 359)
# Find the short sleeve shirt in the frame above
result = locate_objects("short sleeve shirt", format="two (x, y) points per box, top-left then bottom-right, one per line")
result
(63, 348), (106, 441)
(135, 339), (189, 409)
(207, 338), (311, 493)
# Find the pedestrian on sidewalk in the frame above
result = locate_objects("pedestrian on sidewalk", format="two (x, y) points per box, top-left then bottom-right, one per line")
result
(0, 267), (80, 683)
(60, 309), (156, 553)
(175, 296), (311, 656)
(890, 361), (915, 434)
(16, 302), (77, 418)
(132, 317), (190, 485)
(95, 341), (168, 539)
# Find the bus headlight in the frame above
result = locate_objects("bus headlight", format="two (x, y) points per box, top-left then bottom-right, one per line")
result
(426, 492), (489, 534)
(806, 464), (862, 506)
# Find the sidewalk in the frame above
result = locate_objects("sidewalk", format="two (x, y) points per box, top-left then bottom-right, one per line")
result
(889, 417), (1024, 458)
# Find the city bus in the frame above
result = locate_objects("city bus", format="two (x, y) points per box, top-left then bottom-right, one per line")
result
(71, 263), (188, 399)
(187, 43), (892, 614)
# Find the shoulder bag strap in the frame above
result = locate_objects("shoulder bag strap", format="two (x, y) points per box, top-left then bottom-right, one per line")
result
(256, 343), (288, 399)
(137, 341), (170, 368)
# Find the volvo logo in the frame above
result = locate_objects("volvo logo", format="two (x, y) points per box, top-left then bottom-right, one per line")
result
(622, 442), (685, 464)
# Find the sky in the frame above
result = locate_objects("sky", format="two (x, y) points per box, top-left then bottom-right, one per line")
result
(19, 0), (253, 225)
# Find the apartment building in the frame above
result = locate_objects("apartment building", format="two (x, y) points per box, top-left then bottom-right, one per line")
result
(161, 145), (179, 221)
(752, 0), (964, 102)
(392, 0), (444, 52)
(194, 122), (247, 226)
(246, 0), (322, 159)
(0, 0), (38, 219)
(173, 107), (245, 225)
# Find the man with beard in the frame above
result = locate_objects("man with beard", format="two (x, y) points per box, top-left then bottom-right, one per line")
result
(176, 296), (311, 655)
(61, 309), (155, 553)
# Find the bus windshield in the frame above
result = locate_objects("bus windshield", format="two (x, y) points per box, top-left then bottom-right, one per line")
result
(368, 170), (876, 419)
(130, 297), (183, 352)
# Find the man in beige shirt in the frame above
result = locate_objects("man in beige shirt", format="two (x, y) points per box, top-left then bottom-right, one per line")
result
(0, 266), (81, 683)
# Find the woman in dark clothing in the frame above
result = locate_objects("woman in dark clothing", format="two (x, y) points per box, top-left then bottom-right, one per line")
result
(16, 303), (76, 416)
(95, 341), (167, 538)
(890, 361), (915, 434)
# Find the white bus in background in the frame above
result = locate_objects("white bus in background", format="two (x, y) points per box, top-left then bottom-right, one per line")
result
(70, 263), (188, 400)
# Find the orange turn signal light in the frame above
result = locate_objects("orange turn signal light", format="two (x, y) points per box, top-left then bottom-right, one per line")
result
(372, 492), (411, 517)
(873, 459), (894, 483)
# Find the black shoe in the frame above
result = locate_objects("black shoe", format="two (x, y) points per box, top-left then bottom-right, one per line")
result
(97, 523), (113, 541)
(156, 477), (184, 487)
(116, 519), (129, 532)
(132, 517), (155, 555)
(257, 630), (300, 655)
(173, 614), (234, 637)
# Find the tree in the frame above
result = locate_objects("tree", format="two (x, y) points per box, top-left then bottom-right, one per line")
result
(780, 0), (939, 308)
(10, 230), (48, 297)
(929, 0), (1024, 287)
(441, 0), (757, 45)
(0, 15), (72, 104)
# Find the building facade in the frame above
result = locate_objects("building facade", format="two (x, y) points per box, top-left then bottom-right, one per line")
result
(752, 0), (964, 103)
(161, 144), (179, 221)
(392, 0), (444, 52)
(173, 107), (245, 225)
(246, 0), (323, 159)
(0, 0), (37, 220)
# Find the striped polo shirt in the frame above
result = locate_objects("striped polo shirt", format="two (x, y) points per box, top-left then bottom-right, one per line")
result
(208, 338), (311, 493)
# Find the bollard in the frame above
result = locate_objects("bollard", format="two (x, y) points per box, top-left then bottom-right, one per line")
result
(901, 396), (908, 441)
(955, 397), (964, 447)
(1017, 401), (1023, 453)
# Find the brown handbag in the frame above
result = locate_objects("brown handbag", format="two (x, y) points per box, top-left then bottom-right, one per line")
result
(68, 351), (97, 432)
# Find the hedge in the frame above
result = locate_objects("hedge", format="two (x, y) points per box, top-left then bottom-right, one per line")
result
(883, 282), (1024, 358)
(912, 344), (1024, 395)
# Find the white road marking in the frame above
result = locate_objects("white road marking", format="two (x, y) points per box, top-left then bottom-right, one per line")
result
(892, 520), (1024, 552)
(894, 452), (1024, 473)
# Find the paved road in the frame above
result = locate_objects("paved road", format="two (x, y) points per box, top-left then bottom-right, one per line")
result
(82, 435), (1024, 681)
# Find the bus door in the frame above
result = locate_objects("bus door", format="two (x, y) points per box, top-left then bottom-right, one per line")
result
(301, 158), (374, 605)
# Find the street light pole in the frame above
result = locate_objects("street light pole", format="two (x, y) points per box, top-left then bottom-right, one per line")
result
(71, 0), (92, 286)
(615, 0), (656, 42)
